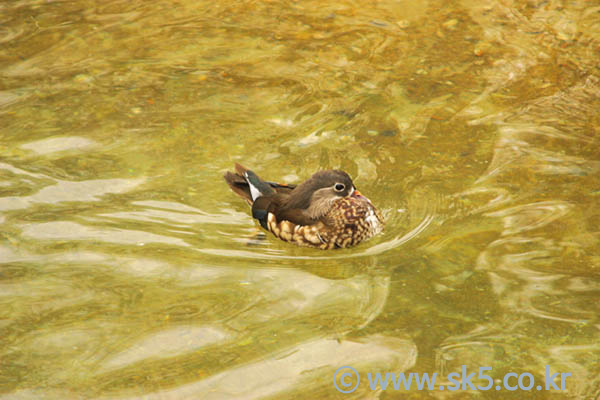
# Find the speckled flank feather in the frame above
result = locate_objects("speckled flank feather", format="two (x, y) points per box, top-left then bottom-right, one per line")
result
(267, 197), (384, 249)
(267, 213), (328, 248)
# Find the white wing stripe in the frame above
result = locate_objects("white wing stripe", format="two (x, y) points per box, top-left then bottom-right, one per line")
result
(245, 172), (263, 201)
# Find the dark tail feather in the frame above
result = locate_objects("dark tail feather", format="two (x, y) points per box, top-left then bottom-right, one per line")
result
(224, 163), (297, 205)
(233, 163), (249, 177)
(224, 171), (253, 204)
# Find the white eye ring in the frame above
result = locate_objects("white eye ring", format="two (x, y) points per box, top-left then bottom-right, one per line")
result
(334, 183), (345, 192)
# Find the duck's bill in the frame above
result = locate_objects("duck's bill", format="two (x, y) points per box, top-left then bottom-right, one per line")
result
(351, 189), (369, 201)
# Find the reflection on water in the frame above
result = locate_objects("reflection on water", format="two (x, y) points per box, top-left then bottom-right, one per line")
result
(1, 0), (599, 398)
(103, 335), (416, 400)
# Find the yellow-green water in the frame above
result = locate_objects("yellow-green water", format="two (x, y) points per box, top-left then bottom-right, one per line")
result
(1, 0), (599, 399)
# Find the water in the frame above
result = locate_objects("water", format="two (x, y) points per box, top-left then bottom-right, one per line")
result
(1, 0), (599, 398)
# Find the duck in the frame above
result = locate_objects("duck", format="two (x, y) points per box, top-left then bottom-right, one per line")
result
(224, 163), (383, 249)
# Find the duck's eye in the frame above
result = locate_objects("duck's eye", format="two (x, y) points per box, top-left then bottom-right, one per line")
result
(334, 183), (345, 192)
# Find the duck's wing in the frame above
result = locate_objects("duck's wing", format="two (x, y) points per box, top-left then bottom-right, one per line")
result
(224, 163), (296, 205)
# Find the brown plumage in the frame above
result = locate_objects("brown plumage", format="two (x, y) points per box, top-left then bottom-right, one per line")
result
(224, 163), (384, 249)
